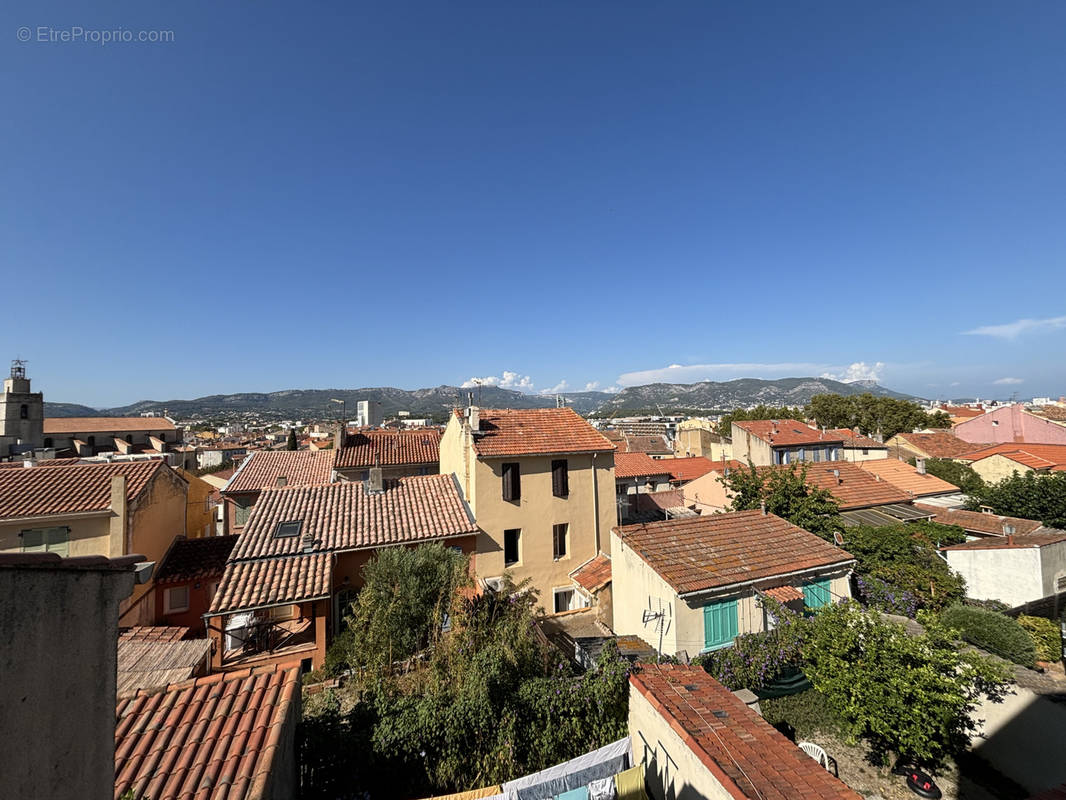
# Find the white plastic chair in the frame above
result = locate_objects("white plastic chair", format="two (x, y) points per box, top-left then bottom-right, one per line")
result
(798, 741), (830, 770)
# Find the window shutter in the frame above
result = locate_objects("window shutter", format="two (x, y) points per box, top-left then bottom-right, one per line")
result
(552, 459), (569, 497)
(703, 598), (738, 650)
(502, 463), (520, 501)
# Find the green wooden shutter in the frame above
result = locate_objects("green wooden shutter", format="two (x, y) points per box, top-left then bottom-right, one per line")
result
(703, 598), (738, 650)
(803, 579), (832, 609)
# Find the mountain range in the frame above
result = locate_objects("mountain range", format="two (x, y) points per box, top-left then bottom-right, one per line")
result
(43, 377), (919, 420)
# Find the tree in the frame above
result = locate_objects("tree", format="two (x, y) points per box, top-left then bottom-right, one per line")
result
(803, 601), (1010, 769)
(285, 428), (298, 450)
(843, 522), (966, 613)
(910, 457), (985, 495)
(967, 471), (1066, 530)
(347, 543), (469, 672)
(716, 405), (804, 437)
(719, 461), (843, 540)
(805, 393), (946, 439)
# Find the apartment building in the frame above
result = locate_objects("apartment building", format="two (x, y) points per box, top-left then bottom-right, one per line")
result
(731, 419), (843, 466)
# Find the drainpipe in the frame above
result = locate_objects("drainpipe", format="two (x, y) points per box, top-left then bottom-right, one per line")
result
(592, 452), (601, 553)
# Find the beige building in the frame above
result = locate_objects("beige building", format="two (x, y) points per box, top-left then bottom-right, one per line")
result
(611, 511), (854, 658)
(439, 406), (617, 613)
(824, 428), (889, 462)
(731, 419), (844, 466)
(0, 459), (189, 623)
(42, 415), (181, 457)
(958, 443), (1066, 485)
(0, 360), (44, 457)
(673, 418), (732, 460)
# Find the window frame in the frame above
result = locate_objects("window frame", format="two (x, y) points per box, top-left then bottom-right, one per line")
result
(273, 520), (303, 539)
(20, 526), (70, 557)
(503, 528), (521, 566)
(553, 587), (575, 614)
(803, 578), (832, 610)
(502, 462), (521, 502)
(702, 597), (739, 652)
(551, 459), (569, 497)
(163, 585), (190, 614)
(552, 522), (568, 560)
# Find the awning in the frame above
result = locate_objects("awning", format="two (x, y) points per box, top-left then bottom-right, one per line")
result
(877, 503), (936, 522)
(841, 508), (901, 527)
(762, 585), (803, 603)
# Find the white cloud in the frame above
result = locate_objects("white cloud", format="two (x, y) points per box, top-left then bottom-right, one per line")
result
(963, 315), (1066, 340)
(950, 382), (960, 387)
(539, 380), (569, 395)
(603, 385), (621, 394)
(616, 361), (887, 387)
(993, 377), (1024, 385)
(819, 361), (885, 383)
(584, 381), (600, 391)
(461, 371), (534, 391)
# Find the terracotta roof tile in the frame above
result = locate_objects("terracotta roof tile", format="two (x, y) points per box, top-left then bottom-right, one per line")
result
(824, 428), (887, 449)
(734, 419), (845, 447)
(223, 450), (335, 494)
(853, 459), (958, 497)
(621, 434), (672, 455)
(468, 408), (615, 457)
(914, 504), (1044, 537)
(636, 489), (687, 513)
(155, 535), (239, 584)
(120, 627), (191, 643)
(892, 431), (984, 459)
(336, 428), (441, 469)
(631, 665), (862, 799)
(614, 452), (671, 479)
(941, 529), (1066, 551)
(570, 553), (611, 593)
(722, 461), (908, 510)
(230, 474), (477, 560)
(114, 664), (299, 800)
(668, 458), (743, 484)
(614, 510), (854, 595)
(959, 442), (1066, 468)
(43, 416), (176, 434)
(763, 585), (804, 603)
(209, 553), (332, 613)
(0, 460), (168, 519)
(116, 638), (212, 696)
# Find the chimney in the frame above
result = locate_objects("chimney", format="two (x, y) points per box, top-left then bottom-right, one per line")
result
(276, 476), (288, 488)
(368, 465), (383, 493)
(334, 424), (345, 450)
(467, 406), (480, 433)
(302, 533), (315, 553)
(915, 458), (926, 475)
(22, 457), (35, 469)
(832, 468), (841, 485)
(760, 500), (767, 515)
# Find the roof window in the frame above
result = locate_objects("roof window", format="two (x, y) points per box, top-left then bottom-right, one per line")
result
(273, 520), (302, 539)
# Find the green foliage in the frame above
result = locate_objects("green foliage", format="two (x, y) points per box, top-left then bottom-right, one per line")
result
(285, 428), (298, 450)
(909, 457), (986, 495)
(842, 523), (966, 612)
(348, 543), (470, 673)
(719, 461), (843, 540)
(805, 392), (945, 439)
(1018, 615), (1061, 663)
(761, 688), (848, 739)
(941, 604), (1037, 667)
(803, 601), (1010, 768)
(967, 471), (1066, 530)
(696, 600), (807, 691)
(716, 405), (804, 437)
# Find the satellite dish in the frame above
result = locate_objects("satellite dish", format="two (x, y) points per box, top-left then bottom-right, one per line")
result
(833, 531), (845, 546)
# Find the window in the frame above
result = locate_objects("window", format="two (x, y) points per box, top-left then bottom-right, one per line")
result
(87, 435), (95, 446)
(504, 528), (520, 565)
(502, 462), (521, 501)
(125, 434), (133, 444)
(233, 500), (253, 527)
(992, 420), (1000, 427)
(19, 404), (28, 419)
(862, 448), (869, 456)
(43, 438), (53, 448)
(273, 520), (302, 539)
(21, 526), (70, 557)
(158, 432), (166, 442)
(553, 588), (575, 613)
(1056, 574), (1066, 592)
(702, 598), (738, 650)
(553, 523), (568, 560)
(551, 459), (569, 497)
(803, 578), (832, 610)
(163, 585), (190, 614)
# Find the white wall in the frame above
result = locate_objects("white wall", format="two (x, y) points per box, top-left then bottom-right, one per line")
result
(946, 548), (1043, 607)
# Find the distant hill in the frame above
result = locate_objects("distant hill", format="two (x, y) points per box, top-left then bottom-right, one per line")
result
(57, 377), (919, 421)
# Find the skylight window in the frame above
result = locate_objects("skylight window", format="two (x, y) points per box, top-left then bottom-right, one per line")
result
(273, 520), (302, 539)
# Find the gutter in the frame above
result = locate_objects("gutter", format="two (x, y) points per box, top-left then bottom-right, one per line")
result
(592, 452), (601, 553)
(676, 559), (856, 601)
(1, 509), (111, 525)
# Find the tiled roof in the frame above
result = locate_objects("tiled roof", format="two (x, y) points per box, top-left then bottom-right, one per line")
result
(914, 504), (1044, 537)
(763, 585), (804, 603)
(155, 535), (239, 584)
(668, 458), (743, 484)
(230, 474), (477, 560)
(614, 510), (854, 596)
(939, 405), (985, 418)
(336, 428), (442, 469)
(891, 431), (984, 459)
(116, 638), (212, 696)
(208, 552), (332, 614)
(636, 489), (687, 513)
(223, 450), (335, 494)
(734, 419), (844, 447)
(0, 460), (168, 519)
(790, 461), (910, 509)
(824, 428), (887, 449)
(121, 627), (191, 643)
(114, 664), (300, 800)
(631, 665), (861, 799)
(467, 408), (615, 457)
(853, 458), (958, 497)
(960, 442), (1066, 468)
(941, 530), (1066, 551)
(43, 416), (176, 434)
(570, 553), (612, 593)
(614, 452), (671, 479)
(621, 434), (672, 454)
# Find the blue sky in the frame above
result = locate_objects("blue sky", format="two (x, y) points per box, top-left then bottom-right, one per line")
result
(3, 2), (1065, 407)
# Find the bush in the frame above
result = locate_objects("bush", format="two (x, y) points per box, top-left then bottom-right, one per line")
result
(1018, 615), (1061, 663)
(761, 689), (847, 739)
(695, 600), (806, 691)
(941, 604), (1036, 668)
